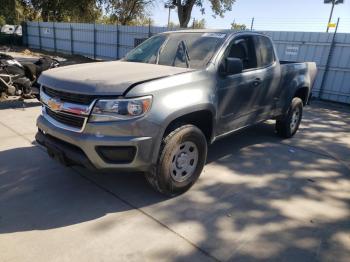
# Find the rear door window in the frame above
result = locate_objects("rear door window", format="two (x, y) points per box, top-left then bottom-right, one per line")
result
(255, 36), (275, 68)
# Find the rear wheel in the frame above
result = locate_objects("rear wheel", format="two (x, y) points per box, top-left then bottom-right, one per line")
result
(276, 97), (303, 138)
(145, 124), (207, 196)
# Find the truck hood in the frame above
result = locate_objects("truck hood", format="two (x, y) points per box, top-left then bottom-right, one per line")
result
(38, 61), (194, 96)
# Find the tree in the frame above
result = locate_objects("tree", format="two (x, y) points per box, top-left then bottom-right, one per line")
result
(0, 16), (6, 26)
(192, 18), (206, 29)
(0, 0), (38, 24)
(0, 0), (17, 24)
(20, 1), (40, 21)
(23, 0), (102, 22)
(231, 22), (246, 30)
(1, 0), (155, 25)
(168, 21), (179, 29)
(105, 0), (154, 25)
(128, 17), (154, 26)
(98, 15), (153, 26)
(67, 0), (103, 22)
(169, 0), (236, 28)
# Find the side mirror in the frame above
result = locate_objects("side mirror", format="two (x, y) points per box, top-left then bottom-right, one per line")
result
(223, 57), (243, 76)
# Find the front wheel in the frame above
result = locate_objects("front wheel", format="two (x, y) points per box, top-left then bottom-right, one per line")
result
(145, 124), (207, 196)
(276, 97), (303, 138)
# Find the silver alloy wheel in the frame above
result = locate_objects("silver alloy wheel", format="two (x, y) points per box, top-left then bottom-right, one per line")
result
(290, 107), (300, 133)
(170, 141), (199, 183)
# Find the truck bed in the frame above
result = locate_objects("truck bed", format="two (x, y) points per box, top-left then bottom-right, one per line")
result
(276, 61), (317, 112)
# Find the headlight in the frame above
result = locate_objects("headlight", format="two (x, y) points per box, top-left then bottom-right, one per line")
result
(90, 96), (152, 122)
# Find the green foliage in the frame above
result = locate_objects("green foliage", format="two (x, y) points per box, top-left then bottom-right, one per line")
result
(0, 0), (42, 24)
(0, 0), (219, 29)
(192, 18), (206, 29)
(207, 0), (236, 18)
(168, 21), (180, 29)
(0, 16), (6, 27)
(25, 0), (103, 22)
(0, 0), (16, 24)
(105, 1), (155, 25)
(97, 15), (115, 24)
(170, 0), (236, 28)
(14, 0), (154, 25)
(127, 17), (154, 26)
(231, 22), (247, 30)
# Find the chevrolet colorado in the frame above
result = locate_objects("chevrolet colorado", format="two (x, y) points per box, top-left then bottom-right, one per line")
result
(36, 30), (317, 196)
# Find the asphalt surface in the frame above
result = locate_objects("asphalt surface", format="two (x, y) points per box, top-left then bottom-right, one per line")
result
(0, 99), (349, 262)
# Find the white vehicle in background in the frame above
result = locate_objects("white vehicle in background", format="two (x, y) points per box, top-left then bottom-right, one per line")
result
(1, 25), (22, 36)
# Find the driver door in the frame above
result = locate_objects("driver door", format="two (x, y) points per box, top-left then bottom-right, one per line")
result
(216, 35), (266, 136)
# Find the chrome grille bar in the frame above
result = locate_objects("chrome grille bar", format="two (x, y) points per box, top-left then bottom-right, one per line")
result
(40, 87), (96, 133)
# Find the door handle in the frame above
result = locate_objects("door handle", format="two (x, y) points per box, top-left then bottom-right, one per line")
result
(252, 78), (262, 87)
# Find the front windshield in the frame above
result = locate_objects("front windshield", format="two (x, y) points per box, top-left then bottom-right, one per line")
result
(124, 32), (226, 69)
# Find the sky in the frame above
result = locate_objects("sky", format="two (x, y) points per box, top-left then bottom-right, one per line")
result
(151, 0), (350, 32)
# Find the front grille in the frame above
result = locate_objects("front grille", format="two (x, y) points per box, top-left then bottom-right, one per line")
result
(42, 86), (96, 105)
(46, 107), (85, 129)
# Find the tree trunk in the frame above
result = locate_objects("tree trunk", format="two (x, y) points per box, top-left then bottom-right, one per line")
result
(41, 10), (49, 22)
(175, 0), (196, 28)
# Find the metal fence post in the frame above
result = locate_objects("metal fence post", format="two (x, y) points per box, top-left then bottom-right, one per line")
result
(148, 18), (152, 37)
(116, 23), (119, 59)
(53, 22), (57, 53)
(319, 17), (340, 99)
(21, 21), (28, 47)
(93, 23), (97, 59)
(250, 17), (255, 31)
(70, 24), (74, 55)
(38, 22), (42, 49)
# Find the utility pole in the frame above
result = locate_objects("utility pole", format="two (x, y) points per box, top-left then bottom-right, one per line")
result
(319, 17), (340, 98)
(168, 7), (171, 27)
(324, 0), (344, 32)
(165, 3), (175, 28)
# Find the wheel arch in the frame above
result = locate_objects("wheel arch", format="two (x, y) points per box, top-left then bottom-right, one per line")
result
(294, 86), (310, 106)
(163, 109), (215, 143)
(150, 105), (216, 165)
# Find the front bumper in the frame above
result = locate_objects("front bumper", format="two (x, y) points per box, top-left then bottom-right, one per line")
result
(36, 115), (159, 171)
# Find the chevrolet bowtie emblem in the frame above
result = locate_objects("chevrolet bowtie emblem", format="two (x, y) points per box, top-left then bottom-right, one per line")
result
(47, 97), (63, 111)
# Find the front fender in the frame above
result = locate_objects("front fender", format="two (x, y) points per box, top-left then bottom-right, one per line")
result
(125, 70), (217, 164)
(149, 102), (216, 165)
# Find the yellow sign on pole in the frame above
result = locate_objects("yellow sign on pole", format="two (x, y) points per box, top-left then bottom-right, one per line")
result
(328, 23), (337, 28)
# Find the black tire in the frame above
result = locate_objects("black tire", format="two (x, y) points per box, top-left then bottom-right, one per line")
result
(145, 124), (207, 196)
(276, 97), (303, 138)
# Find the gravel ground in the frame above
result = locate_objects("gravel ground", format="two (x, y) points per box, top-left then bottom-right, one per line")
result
(0, 45), (95, 65)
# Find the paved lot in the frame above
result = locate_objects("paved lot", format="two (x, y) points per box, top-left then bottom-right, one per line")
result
(0, 100), (349, 262)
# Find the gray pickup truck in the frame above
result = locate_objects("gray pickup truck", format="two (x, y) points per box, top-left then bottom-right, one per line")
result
(36, 30), (317, 196)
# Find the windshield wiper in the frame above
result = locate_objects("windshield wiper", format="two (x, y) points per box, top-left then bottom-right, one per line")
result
(173, 40), (191, 68)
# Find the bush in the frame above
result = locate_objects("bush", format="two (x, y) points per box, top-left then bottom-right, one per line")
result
(0, 16), (5, 27)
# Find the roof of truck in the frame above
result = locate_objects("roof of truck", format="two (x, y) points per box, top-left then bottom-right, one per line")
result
(161, 29), (265, 36)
